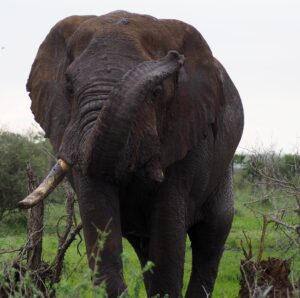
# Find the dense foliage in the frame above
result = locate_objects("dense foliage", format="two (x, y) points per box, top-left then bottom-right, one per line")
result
(0, 130), (53, 218)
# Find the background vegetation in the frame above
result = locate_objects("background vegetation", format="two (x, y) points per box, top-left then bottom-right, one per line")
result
(0, 131), (299, 297)
(0, 130), (63, 219)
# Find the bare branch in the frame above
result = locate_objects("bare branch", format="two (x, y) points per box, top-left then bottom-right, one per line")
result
(51, 223), (83, 284)
(256, 215), (269, 264)
(0, 247), (23, 255)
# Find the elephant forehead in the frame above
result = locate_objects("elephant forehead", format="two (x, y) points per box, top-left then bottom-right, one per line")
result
(65, 35), (143, 87)
(67, 27), (144, 65)
(66, 12), (134, 48)
(66, 11), (186, 61)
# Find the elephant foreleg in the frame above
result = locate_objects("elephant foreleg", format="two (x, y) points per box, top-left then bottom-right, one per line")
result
(126, 235), (152, 293)
(74, 173), (126, 297)
(148, 184), (187, 298)
(185, 168), (234, 298)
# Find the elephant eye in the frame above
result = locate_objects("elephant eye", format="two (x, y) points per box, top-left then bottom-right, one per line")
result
(151, 85), (163, 101)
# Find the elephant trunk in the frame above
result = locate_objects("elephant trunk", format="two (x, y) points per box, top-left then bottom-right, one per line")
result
(82, 51), (184, 178)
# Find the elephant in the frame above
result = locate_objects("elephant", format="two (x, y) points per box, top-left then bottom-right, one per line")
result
(19, 10), (244, 298)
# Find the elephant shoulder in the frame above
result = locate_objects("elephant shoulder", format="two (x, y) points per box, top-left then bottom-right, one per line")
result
(213, 58), (244, 149)
(213, 58), (243, 121)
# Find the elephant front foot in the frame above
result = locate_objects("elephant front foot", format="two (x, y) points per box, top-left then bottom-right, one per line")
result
(92, 267), (127, 297)
(75, 174), (126, 297)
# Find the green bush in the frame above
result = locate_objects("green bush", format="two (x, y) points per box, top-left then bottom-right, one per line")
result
(0, 130), (53, 218)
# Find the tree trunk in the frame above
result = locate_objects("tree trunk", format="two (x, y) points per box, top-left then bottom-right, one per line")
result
(26, 163), (44, 271)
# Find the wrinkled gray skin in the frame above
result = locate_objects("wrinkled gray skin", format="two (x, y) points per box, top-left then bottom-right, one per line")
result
(27, 11), (244, 297)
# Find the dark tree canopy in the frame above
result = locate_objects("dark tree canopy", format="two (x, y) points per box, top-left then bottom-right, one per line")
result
(0, 130), (52, 218)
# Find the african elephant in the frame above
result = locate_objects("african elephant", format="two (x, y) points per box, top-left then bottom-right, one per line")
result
(19, 10), (244, 297)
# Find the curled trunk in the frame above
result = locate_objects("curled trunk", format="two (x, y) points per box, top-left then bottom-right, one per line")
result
(81, 51), (184, 178)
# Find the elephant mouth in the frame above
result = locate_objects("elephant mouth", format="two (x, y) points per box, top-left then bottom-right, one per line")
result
(18, 51), (184, 209)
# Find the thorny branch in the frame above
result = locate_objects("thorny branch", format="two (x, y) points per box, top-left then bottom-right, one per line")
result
(51, 223), (83, 284)
(247, 152), (300, 242)
(50, 189), (82, 284)
(0, 165), (83, 296)
(56, 190), (75, 247)
(238, 151), (300, 297)
(0, 248), (23, 255)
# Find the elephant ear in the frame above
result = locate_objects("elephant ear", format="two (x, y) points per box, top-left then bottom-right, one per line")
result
(27, 15), (95, 152)
(158, 20), (223, 168)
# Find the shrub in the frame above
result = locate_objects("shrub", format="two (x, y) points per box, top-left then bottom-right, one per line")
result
(0, 130), (53, 218)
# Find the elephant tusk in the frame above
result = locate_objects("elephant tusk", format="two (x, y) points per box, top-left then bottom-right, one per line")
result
(18, 159), (71, 209)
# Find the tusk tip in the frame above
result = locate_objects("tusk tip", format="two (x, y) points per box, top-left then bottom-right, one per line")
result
(18, 200), (34, 209)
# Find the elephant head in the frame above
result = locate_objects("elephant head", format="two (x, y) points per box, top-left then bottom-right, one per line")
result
(19, 11), (221, 208)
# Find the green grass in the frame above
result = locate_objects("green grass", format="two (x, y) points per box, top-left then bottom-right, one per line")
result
(0, 183), (299, 297)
